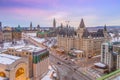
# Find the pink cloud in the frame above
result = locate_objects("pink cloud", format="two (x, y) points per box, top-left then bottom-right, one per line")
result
(0, 7), (69, 23)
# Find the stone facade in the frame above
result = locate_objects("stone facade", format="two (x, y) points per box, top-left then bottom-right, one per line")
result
(0, 22), (3, 43)
(57, 19), (110, 58)
(0, 31), (3, 43)
(12, 26), (22, 40)
(0, 54), (29, 80)
(3, 44), (49, 80)
(3, 30), (12, 42)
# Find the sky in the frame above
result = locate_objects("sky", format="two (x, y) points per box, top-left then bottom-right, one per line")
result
(0, 0), (120, 27)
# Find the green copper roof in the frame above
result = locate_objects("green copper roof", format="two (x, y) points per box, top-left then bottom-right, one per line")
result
(37, 30), (54, 35)
(112, 42), (120, 45)
(37, 31), (48, 35)
(33, 51), (49, 64)
(14, 26), (22, 32)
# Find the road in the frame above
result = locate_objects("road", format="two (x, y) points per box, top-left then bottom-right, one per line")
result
(49, 53), (95, 80)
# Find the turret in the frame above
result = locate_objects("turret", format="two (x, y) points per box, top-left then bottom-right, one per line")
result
(30, 22), (32, 30)
(78, 18), (85, 29)
(77, 18), (86, 38)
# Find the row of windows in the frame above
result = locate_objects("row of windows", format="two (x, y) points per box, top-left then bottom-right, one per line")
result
(7, 52), (32, 56)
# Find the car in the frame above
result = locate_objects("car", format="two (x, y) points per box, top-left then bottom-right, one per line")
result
(64, 58), (68, 60)
(74, 68), (77, 71)
(57, 62), (61, 65)
(68, 62), (71, 64)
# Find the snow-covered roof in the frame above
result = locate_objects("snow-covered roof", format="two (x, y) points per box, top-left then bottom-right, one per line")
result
(0, 77), (7, 80)
(1, 40), (25, 50)
(74, 50), (83, 53)
(0, 54), (21, 65)
(94, 62), (106, 68)
(26, 33), (36, 37)
(31, 37), (46, 43)
(9, 45), (25, 50)
(1, 40), (45, 52)
(16, 45), (45, 52)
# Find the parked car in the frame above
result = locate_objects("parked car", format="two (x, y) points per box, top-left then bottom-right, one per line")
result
(57, 62), (61, 65)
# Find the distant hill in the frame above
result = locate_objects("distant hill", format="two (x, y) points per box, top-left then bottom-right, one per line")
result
(87, 26), (120, 32)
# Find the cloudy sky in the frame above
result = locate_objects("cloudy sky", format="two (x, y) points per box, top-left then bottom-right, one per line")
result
(0, 0), (120, 27)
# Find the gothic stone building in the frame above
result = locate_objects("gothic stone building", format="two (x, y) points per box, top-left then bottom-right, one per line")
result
(57, 19), (111, 58)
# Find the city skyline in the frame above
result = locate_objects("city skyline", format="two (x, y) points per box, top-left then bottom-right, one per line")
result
(0, 0), (120, 27)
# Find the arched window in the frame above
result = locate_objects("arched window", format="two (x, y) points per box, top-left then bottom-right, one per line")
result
(15, 68), (24, 78)
(0, 72), (6, 77)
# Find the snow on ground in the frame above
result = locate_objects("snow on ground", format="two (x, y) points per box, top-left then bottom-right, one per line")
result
(26, 33), (36, 37)
(42, 66), (57, 80)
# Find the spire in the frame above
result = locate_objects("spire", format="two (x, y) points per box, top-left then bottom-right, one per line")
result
(30, 22), (32, 30)
(104, 24), (107, 31)
(0, 22), (2, 31)
(53, 18), (56, 28)
(60, 23), (63, 28)
(78, 18), (85, 28)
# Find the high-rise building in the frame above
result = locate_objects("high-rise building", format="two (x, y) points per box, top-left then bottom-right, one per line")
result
(101, 42), (114, 71)
(101, 42), (120, 71)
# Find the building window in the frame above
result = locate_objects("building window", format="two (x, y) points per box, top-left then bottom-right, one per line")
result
(78, 34), (79, 37)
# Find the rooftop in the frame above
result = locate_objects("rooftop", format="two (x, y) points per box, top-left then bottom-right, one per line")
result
(0, 54), (21, 65)
(0, 40), (46, 53)
(16, 45), (45, 52)
(31, 37), (46, 43)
